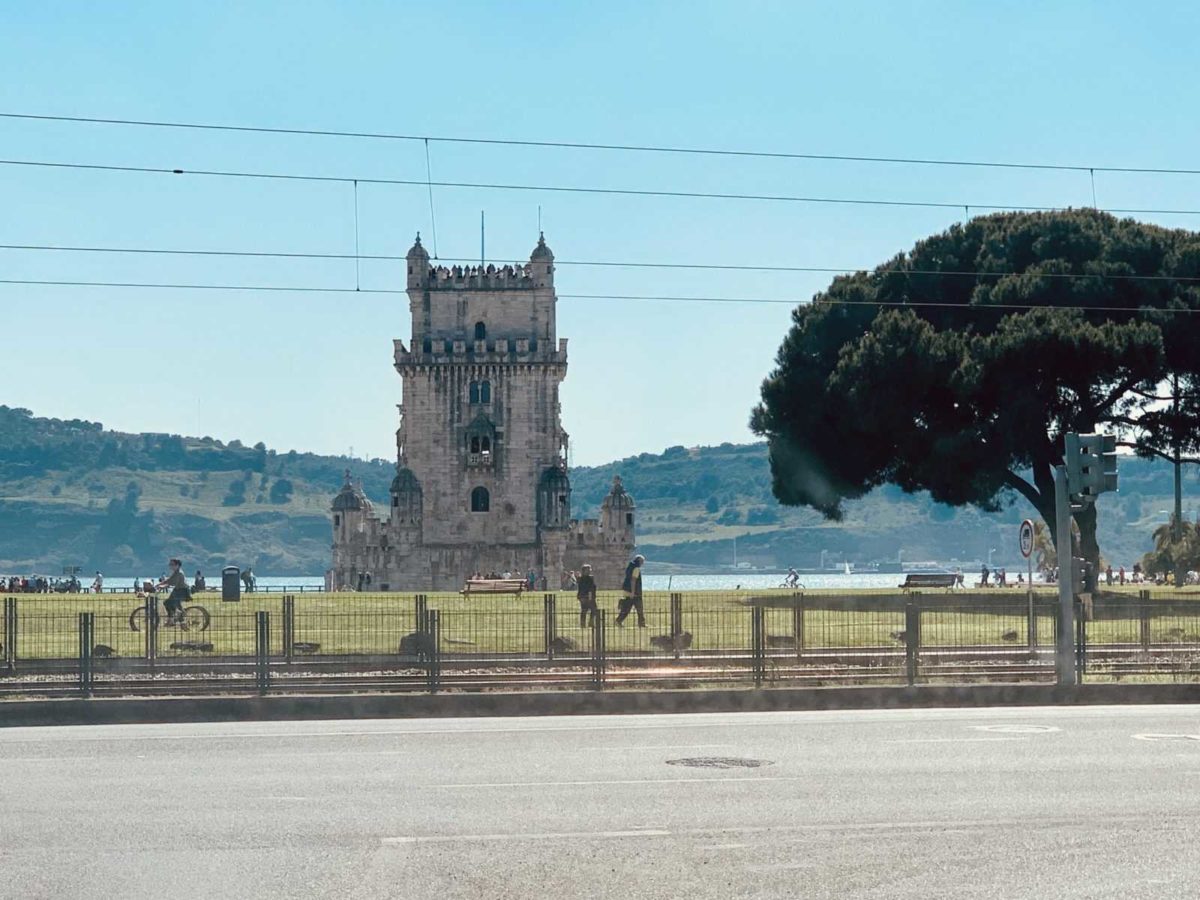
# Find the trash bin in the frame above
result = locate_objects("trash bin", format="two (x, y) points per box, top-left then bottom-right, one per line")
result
(222, 565), (241, 603)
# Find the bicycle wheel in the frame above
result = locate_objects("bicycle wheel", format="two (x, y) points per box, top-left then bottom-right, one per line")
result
(127, 607), (158, 633)
(183, 605), (211, 633)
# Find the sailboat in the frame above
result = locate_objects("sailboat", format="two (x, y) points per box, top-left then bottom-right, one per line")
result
(843, 561), (852, 575)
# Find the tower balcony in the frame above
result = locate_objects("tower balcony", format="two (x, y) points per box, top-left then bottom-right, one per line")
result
(394, 337), (568, 369)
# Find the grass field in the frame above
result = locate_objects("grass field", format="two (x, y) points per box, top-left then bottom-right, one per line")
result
(5, 586), (1198, 662)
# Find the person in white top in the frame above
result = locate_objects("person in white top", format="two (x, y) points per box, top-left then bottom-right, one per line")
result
(92, 571), (104, 594)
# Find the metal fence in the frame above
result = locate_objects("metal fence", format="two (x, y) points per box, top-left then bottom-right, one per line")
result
(4, 590), (1200, 698)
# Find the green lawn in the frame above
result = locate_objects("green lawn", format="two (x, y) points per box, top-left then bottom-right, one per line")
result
(5, 586), (1197, 662)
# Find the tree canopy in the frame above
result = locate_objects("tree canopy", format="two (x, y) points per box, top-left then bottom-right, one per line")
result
(751, 210), (1200, 563)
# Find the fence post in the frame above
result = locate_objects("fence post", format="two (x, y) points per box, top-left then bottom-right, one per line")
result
(4, 598), (15, 674)
(792, 593), (805, 658)
(670, 593), (683, 660)
(592, 609), (606, 690)
(1075, 600), (1086, 683)
(145, 594), (157, 673)
(751, 606), (765, 687)
(255, 610), (270, 695)
(904, 602), (920, 686)
(282, 595), (295, 664)
(1026, 592), (1038, 651)
(544, 594), (557, 660)
(415, 594), (428, 634)
(426, 610), (441, 694)
(78, 612), (94, 698)
(1140, 604), (1152, 651)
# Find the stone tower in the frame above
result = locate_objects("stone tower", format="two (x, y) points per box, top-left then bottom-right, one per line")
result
(330, 233), (635, 591)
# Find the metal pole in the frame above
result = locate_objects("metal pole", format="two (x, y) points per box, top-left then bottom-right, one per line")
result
(79, 612), (94, 698)
(4, 598), (15, 674)
(1055, 465), (1076, 686)
(255, 610), (270, 695)
(793, 593), (805, 657)
(904, 602), (920, 686)
(544, 594), (556, 660)
(1027, 550), (1037, 651)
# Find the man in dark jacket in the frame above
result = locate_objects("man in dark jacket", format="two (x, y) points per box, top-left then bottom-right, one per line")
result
(616, 554), (646, 627)
(576, 564), (598, 628)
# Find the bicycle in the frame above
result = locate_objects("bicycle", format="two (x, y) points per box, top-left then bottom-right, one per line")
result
(128, 594), (211, 632)
(778, 579), (806, 590)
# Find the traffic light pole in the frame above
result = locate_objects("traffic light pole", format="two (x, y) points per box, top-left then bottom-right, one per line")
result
(1055, 464), (1076, 687)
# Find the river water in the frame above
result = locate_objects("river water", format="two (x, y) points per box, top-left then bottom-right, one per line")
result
(121, 571), (978, 592)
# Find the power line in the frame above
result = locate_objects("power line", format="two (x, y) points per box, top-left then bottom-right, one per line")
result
(2, 277), (1197, 314)
(3, 110), (1199, 177)
(5, 241), (1200, 284)
(5, 156), (1200, 217)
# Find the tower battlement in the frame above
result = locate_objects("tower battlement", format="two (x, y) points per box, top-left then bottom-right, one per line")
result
(415, 262), (538, 290)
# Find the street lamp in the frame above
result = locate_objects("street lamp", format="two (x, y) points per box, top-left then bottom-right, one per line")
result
(987, 547), (997, 568)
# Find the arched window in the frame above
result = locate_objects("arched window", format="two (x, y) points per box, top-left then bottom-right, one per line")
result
(470, 487), (490, 512)
(470, 436), (481, 454)
(469, 382), (480, 404)
(480, 437), (491, 454)
(480, 380), (491, 403)
(421, 337), (432, 353)
(474, 321), (486, 341)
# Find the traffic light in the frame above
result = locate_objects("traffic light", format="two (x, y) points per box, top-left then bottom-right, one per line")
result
(1065, 432), (1119, 502)
(1070, 556), (1091, 596)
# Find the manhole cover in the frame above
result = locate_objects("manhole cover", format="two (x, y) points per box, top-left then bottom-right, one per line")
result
(665, 757), (772, 769)
(970, 724), (1060, 734)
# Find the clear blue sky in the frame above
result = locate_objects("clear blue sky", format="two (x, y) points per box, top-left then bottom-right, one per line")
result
(3, 2), (1199, 466)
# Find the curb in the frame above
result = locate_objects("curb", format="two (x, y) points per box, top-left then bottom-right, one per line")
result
(3, 683), (1200, 727)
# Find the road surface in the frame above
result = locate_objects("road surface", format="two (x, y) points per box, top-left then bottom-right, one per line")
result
(3, 705), (1200, 898)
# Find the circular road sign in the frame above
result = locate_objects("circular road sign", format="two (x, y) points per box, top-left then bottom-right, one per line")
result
(1019, 519), (1034, 559)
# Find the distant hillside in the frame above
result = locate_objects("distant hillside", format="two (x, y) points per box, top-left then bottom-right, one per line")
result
(0, 406), (1190, 573)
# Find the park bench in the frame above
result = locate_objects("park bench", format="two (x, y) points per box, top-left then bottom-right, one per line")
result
(461, 578), (526, 596)
(900, 573), (958, 590)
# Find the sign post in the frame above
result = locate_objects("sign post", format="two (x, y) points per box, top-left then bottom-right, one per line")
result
(1019, 519), (1035, 649)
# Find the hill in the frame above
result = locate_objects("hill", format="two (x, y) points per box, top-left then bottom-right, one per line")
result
(0, 406), (1188, 574)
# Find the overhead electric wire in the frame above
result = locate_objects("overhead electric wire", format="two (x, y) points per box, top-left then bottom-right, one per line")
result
(5, 241), (1200, 284)
(3, 276), (1198, 315)
(4, 156), (1200, 217)
(3, 111), (1199, 176)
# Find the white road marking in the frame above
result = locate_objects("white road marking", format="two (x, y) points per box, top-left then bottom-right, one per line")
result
(580, 744), (738, 751)
(383, 829), (670, 845)
(886, 737), (1023, 744)
(1133, 733), (1200, 742)
(970, 724), (1060, 734)
(380, 818), (1076, 847)
(438, 776), (805, 788)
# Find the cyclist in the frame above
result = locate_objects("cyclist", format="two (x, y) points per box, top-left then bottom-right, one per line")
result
(784, 567), (800, 588)
(156, 558), (191, 626)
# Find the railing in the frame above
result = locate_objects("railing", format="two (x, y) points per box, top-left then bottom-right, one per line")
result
(2, 589), (1199, 698)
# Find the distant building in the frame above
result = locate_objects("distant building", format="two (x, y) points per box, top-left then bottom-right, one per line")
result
(330, 234), (635, 591)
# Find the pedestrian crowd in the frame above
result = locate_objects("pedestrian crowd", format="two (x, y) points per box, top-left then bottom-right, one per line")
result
(1, 574), (84, 593)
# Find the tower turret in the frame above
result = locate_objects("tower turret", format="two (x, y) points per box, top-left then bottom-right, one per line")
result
(389, 465), (423, 527)
(406, 233), (430, 290)
(600, 475), (636, 538)
(530, 232), (554, 289)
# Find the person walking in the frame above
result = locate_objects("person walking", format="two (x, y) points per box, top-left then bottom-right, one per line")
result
(616, 554), (646, 627)
(91, 570), (103, 594)
(576, 564), (598, 628)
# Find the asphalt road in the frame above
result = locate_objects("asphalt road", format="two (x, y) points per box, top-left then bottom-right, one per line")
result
(4, 705), (1200, 899)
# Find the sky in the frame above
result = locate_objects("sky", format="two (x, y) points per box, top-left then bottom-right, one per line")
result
(3, 1), (1200, 466)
